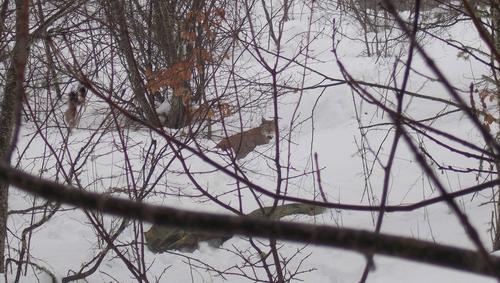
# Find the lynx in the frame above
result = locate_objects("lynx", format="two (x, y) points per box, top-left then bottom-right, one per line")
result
(64, 85), (87, 129)
(215, 118), (276, 160)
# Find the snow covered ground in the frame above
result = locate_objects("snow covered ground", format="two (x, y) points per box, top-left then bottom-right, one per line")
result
(5, 2), (499, 282)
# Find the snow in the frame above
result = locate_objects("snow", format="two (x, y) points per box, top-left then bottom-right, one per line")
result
(156, 98), (172, 117)
(5, 2), (499, 283)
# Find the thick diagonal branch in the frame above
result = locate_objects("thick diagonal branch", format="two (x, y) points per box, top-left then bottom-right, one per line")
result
(0, 162), (499, 278)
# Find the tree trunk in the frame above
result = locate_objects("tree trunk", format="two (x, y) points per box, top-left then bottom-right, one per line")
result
(0, 0), (30, 272)
(491, 0), (500, 251)
(105, 0), (161, 127)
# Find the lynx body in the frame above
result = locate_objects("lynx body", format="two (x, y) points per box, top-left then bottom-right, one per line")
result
(216, 118), (275, 160)
(64, 85), (87, 129)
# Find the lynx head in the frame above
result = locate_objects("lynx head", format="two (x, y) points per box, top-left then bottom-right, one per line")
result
(260, 117), (275, 140)
(78, 85), (87, 101)
(68, 91), (79, 104)
(68, 85), (87, 105)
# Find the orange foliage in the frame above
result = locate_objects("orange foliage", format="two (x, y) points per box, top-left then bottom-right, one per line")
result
(213, 8), (225, 20)
(473, 88), (499, 132)
(146, 61), (193, 93)
(187, 102), (233, 123)
(218, 103), (232, 117)
(145, 7), (226, 93)
(180, 31), (197, 42)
